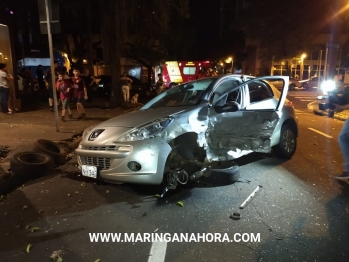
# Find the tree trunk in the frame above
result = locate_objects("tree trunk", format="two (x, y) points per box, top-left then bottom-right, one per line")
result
(100, 0), (123, 108)
(147, 65), (153, 87)
(86, 0), (94, 73)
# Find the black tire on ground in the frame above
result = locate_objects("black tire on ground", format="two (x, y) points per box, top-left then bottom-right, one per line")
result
(289, 84), (296, 90)
(34, 139), (67, 165)
(210, 161), (241, 183)
(273, 124), (297, 159)
(303, 83), (309, 91)
(10, 151), (54, 179)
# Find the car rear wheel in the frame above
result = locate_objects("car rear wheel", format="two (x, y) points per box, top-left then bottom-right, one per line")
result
(274, 124), (297, 159)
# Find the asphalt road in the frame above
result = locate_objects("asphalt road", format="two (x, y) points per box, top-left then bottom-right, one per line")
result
(1, 91), (349, 262)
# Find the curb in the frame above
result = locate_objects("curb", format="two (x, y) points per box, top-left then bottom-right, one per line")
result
(313, 109), (348, 121)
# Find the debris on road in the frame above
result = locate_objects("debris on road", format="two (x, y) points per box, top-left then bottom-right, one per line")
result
(50, 250), (63, 261)
(30, 227), (40, 233)
(80, 182), (86, 187)
(0, 145), (9, 160)
(26, 243), (32, 253)
(177, 201), (184, 207)
(229, 212), (241, 220)
(23, 205), (28, 209)
(239, 185), (262, 209)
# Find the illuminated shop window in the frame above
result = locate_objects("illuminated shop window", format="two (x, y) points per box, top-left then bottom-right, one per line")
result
(0, 24), (13, 75)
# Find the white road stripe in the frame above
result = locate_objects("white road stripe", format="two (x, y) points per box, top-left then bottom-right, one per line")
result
(294, 109), (303, 113)
(300, 99), (315, 101)
(293, 96), (317, 98)
(308, 128), (333, 138)
(148, 242), (167, 262)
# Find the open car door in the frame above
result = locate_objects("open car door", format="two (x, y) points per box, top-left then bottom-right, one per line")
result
(205, 76), (289, 160)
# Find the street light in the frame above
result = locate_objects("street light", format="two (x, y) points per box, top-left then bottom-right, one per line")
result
(225, 56), (234, 74)
(300, 53), (307, 80)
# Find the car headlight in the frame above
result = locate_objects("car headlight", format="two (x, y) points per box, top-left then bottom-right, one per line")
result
(115, 118), (173, 142)
(83, 125), (97, 139)
(321, 80), (336, 93)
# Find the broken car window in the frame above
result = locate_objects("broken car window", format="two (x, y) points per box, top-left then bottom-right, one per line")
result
(144, 78), (215, 109)
(248, 80), (273, 103)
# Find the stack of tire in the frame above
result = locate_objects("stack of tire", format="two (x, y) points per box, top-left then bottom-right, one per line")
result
(10, 140), (67, 180)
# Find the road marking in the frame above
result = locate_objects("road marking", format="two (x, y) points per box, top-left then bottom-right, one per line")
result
(307, 101), (318, 110)
(300, 99), (315, 101)
(148, 242), (167, 262)
(308, 128), (333, 138)
(294, 109), (303, 113)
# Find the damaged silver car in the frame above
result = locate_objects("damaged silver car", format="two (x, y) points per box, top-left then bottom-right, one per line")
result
(75, 75), (297, 188)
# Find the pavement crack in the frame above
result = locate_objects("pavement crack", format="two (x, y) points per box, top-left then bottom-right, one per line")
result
(251, 202), (276, 236)
(235, 243), (260, 253)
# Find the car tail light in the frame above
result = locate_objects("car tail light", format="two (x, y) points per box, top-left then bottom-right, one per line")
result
(288, 101), (294, 108)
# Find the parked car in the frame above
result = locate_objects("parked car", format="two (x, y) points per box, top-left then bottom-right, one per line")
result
(75, 75), (297, 188)
(268, 78), (300, 90)
(299, 76), (324, 91)
(96, 75), (154, 101)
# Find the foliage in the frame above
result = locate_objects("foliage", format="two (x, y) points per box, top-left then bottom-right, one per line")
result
(235, 0), (333, 61)
(99, 0), (190, 107)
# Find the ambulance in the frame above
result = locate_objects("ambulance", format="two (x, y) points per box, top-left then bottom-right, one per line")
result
(158, 61), (212, 88)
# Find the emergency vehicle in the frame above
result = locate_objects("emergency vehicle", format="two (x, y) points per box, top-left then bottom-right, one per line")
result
(159, 61), (212, 88)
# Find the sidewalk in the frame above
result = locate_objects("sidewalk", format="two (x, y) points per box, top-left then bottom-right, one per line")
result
(308, 100), (349, 121)
(0, 100), (139, 187)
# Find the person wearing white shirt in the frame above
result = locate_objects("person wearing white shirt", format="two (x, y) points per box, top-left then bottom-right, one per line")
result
(0, 63), (14, 114)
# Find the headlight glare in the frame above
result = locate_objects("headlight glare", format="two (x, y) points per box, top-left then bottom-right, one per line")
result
(115, 118), (173, 142)
(321, 80), (336, 93)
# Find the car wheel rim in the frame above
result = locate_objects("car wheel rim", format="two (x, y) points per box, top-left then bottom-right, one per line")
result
(283, 129), (295, 153)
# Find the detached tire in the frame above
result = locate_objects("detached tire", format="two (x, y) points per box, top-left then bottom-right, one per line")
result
(273, 124), (297, 159)
(34, 139), (67, 165)
(10, 151), (54, 179)
(211, 161), (241, 183)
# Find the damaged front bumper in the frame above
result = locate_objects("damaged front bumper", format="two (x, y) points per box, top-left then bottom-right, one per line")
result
(75, 137), (172, 185)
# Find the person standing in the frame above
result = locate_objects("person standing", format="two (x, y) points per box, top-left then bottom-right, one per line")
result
(120, 72), (132, 102)
(7, 81), (19, 113)
(156, 73), (164, 95)
(0, 63), (14, 115)
(332, 87), (349, 180)
(82, 68), (95, 103)
(36, 65), (45, 91)
(56, 72), (73, 121)
(45, 61), (60, 111)
(71, 69), (88, 119)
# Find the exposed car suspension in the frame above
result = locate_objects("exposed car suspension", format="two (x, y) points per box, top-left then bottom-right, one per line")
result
(164, 168), (189, 190)
(160, 167), (212, 197)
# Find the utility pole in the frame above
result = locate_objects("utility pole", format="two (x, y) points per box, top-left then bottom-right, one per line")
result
(38, 0), (60, 131)
(45, 0), (59, 132)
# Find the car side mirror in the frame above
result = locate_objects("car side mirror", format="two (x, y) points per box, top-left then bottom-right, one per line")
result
(215, 101), (240, 113)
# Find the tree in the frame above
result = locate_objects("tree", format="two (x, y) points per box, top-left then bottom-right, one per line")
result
(235, 0), (332, 62)
(124, 1), (191, 85)
(99, 0), (189, 108)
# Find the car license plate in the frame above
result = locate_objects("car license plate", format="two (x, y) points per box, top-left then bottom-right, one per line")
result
(82, 165), (97, 178)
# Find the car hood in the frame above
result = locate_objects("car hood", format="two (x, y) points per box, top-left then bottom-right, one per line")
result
(99, 106), (193, 128)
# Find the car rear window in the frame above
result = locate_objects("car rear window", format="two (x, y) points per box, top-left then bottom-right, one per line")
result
(248, 80), (274, 103)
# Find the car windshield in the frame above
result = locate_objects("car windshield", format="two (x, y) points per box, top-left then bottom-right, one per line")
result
(142, 78), (215, 109)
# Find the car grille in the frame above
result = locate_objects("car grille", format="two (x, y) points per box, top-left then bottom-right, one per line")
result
(83, 146), (118, 151)
(79, 146), (118, 170)
(80, 156), (111, 170)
